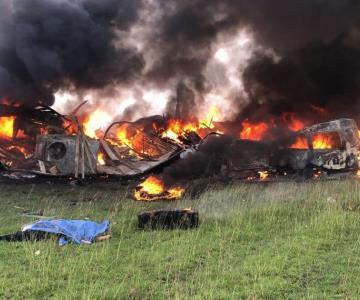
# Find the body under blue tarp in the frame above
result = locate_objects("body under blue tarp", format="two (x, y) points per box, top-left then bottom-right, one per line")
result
(22, 219), (110, 246)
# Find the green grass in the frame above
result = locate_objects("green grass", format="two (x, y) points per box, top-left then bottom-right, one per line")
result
(0, 179), (360, 299)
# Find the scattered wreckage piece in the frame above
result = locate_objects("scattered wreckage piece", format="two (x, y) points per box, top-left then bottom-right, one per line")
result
(97, 150), (180, 176)
(0, 103), (191, 179)
(97, 145), (182, 176)
(35, 134), (99, 176)
(97, 122), (184, 176)
(0, 103), (75, 176)
(20, 123), (182, 178)
(0, 136), (183, 180)
(138, 208), (199, 229)
(223, 118), (359, 180)
(276, 119), (359, 173)
(0, 106), (359, 184)
(298, 118), (358, 170)
(0, 103), (69, 138)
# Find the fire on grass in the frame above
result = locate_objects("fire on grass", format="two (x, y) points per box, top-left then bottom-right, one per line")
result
(134, 175), (185, 201)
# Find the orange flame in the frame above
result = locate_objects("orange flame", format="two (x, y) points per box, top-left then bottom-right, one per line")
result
(112, 124), (160, 157)
(291, 133), (336, 149)
(0, 116), (15, 139)
(63, 119), (77, 135)
(83, 110), (109, 138)
(240, 120), (268, 141)
(115, 123), (133, 147)
(258, 170), (269, 180)
(134, 175), (185, 201)
(200, 105), (220, 128)
(138, 176), (163, 194)
(240, 114), (307, 142)
(281, 113), (305, 132)
(161, 119), (196, 142)
(161, 106), (222, 143)
(7, 145), (30, 158)
(312, 133), (333, 149)
(290, 135), (308, 149)
(97, 152), (105, 165)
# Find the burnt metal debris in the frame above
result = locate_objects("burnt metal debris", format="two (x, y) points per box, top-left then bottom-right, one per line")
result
(98, 121), (183, 177)
(0, 103), (358, 182)
(35, 134), (100, 175)
(295, 119), (359, 171)
(223, 118), (359, 179)
(0, 104), (68, 138)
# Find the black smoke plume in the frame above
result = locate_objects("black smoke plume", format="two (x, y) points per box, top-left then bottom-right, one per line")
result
(240, 28), (360, 122)
(144, 0), (360, 122)
(2, 0), (360, 121)
(0, 0), (144, 106)
(163, 135), (236, 186)
(147, 0), (359, 84)
(162, 132), (301, 185)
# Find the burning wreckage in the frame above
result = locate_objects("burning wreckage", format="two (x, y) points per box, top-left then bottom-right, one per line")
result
(224, 118), (359, 180)
(0, 103), (359, 201)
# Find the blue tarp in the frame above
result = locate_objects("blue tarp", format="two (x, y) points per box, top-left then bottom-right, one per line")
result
(22, 219), (110, 246)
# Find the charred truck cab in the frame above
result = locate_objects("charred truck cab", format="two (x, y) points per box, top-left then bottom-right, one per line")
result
(224, 118), (359, 180)
(281, 119), (359, 173)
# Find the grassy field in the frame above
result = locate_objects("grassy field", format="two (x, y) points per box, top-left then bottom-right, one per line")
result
(0, 179), (360, 299)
